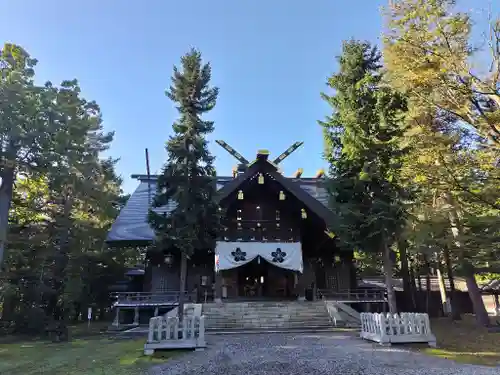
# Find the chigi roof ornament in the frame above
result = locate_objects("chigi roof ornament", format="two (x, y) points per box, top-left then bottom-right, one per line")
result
(215, 139), (304, 177)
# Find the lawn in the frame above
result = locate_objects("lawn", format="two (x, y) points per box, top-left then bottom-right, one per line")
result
(0, 323), (181, 375)
(421, 315), (500, 366)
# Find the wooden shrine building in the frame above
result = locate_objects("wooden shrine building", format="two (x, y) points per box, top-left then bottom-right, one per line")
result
(106, 141), (360, 305)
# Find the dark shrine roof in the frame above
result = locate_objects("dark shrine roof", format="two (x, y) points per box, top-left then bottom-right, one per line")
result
(106, 172), (330, 244)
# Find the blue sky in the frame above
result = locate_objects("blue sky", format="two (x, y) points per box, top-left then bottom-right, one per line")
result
(0, 0), (497, 193)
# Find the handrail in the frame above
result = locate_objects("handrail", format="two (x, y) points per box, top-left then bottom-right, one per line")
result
(111, 291), (197, 305)
(317, 288), (387, 301)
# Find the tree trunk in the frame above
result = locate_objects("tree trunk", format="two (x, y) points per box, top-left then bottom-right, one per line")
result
(0, 167), (15, 269)
(397, 239), (414, 310)
(382, 234), (397, 313)
(436, 257), (448, 317)
(408, 262), (418, 311)
(423, 253), (431, 314)
(178, 251), (188, 323)
(54, 193), (73, 341)
(443, 192), (490, 326)
(443, 244), (461, 320)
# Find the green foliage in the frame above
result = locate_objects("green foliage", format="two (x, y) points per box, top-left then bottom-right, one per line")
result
(148, 49), (221, 255)
(0, 44), (131, 336)
(384, 0), (500, 148)
(320, 40), (409, 253)
(384, 0), (500, 270)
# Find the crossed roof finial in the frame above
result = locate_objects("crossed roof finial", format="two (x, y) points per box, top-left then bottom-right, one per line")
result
(215, 140), (304, 166)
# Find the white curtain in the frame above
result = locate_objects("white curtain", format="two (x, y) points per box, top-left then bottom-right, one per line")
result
(215, 241), (303, 273)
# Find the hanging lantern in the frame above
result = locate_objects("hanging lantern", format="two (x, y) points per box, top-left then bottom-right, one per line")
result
(279, 191), (286, 200)
(301, 208), (307, 219)
(276, 222), (280, 228)
(237, 209), (242, 221)
(258, 173), (264, 184)
(238, 190), (244, 200)
(164, 253), (174, 265)
(257, 222), (261, 227)
(324, 230), (336, 239)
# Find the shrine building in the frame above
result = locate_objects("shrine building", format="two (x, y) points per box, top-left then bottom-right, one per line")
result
(106, 141), (361, 306)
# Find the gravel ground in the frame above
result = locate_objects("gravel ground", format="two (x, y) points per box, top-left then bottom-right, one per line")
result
(149, 332), (499, 375)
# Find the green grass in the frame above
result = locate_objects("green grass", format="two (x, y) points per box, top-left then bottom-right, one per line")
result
(416, 315), (500, 367)
(0, 323), (182, 375)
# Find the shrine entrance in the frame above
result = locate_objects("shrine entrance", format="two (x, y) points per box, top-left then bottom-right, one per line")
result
(237, 257), (295, 299)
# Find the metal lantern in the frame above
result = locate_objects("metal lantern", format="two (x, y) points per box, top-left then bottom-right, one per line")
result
(164, 253), (174, 265)
(279, 191), (285, 200)
(238, 190), (244, 200)
(301, 208), (307, 219)
(258, 173), (264, 184)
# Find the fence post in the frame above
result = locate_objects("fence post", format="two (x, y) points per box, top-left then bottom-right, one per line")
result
(198, 316), (206, 346)
(148, 317), (156, 343)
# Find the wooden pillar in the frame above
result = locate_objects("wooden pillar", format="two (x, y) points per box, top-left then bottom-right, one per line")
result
(296, 271), (306, 301)
(133, 307), (139, 325)
(214, 271), (223, 303)
(113, 307), (120, 327)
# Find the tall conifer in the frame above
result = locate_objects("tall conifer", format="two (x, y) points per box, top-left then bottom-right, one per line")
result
(320, 40), (408, 313)
(149, 49), (220, 320)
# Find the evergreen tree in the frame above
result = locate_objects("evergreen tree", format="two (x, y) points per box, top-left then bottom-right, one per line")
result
(1, 46), (126, 335)
(148, 49), (220, 321)
(320, 40), (408, 313)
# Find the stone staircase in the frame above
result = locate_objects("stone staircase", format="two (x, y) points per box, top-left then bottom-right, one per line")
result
(202, 301), (337, 332)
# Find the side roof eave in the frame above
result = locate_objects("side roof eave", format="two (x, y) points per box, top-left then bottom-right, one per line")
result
(266, 167), (335, 226)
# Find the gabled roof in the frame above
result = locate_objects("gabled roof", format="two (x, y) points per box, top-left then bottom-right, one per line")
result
(216, 159), (334, 224)
(106, 170), (330, 244)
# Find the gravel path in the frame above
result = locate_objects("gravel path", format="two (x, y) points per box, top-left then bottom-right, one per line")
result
(148, 332), (498, 375)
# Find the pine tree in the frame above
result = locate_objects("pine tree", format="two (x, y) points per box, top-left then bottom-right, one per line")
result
(148, 49), (220, 321)
(320, 40), (408, 313)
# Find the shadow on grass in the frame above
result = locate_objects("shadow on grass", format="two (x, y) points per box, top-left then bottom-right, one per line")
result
(0, 324), (189, 375)
(410, 315), (500, 367)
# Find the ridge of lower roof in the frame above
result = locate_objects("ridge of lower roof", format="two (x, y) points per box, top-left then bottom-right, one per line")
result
(130, 174), (326, 182)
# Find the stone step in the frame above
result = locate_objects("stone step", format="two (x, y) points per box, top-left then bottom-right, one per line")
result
(201, 301), (336, 332)
(206, 325), (334, 330)
(205, 316), (330, 322)
(205, 319), (334, 325)
(206, 322), (335, 327)
(205, 326), (350, 334)
(204, 312), (329, 316)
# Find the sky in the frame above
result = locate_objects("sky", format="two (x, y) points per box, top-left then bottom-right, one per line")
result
(0, 0), (497, 194)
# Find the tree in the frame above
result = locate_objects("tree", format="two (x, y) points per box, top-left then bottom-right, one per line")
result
(0, 45), (127, 337)
(43, 80), (117, 338)
(0, 44), (58, 268)
(148, 49), (221, 321)
(320, 40), (408, 313)
(384, 0), (500, 149)
(384, 0), (500, 326)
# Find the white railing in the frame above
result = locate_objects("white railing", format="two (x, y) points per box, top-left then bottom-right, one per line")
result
(112, 291), (197, 306)
(318, 289), (386, 302)
(360, 312), (436, 347)
(144, 315), (206, 354)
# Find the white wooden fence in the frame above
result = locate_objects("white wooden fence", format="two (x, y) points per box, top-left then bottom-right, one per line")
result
(144, 315), (206, 355)
(360, 312), (436, 347)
